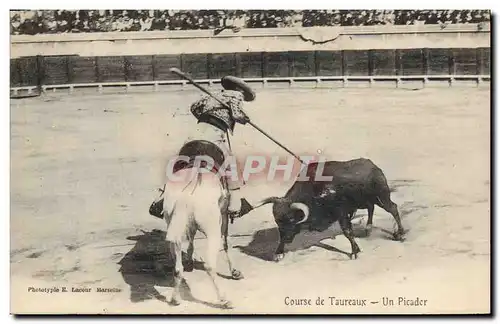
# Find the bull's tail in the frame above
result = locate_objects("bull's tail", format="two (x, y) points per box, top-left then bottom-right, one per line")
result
(252, 196), (288, 208)
(236, 196), (288, 218)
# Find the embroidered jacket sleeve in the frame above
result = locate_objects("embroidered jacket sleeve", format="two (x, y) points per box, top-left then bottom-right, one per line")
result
(190, 90), (248, 124)
(220, 90), (247, 124)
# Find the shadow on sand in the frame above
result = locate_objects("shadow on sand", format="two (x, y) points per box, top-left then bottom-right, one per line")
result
(234, 208), (412, 262)
(234, 214), (375, 262)
(117, 229), (227, 309)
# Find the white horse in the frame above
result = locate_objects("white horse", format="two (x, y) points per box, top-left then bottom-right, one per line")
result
(162, 166), (236, 308)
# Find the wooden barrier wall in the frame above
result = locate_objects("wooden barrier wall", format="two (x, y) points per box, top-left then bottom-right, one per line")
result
(10, 48), (491, 88)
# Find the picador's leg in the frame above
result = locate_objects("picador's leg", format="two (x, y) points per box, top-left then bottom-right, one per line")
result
(228, 188), (243, 218)
(221, 136), (252, 220)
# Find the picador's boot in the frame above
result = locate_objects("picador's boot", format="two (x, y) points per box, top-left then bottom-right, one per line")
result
(227, 189), (254, 222)
(149, 185), (165, 219)
(228, 198), (254, 219)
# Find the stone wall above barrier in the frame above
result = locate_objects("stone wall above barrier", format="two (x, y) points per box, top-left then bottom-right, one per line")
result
(10, 24), (490, 58)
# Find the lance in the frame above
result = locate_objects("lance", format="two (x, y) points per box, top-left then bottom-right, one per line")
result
(169, 68), (306, 165)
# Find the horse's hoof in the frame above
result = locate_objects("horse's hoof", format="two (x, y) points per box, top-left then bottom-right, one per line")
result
(169, 298), (181, 306)
(231, 269), (244, 280)
(273, 253), (285, 262)
(365, 225), (373, 237)
(220, 299), (233, 309)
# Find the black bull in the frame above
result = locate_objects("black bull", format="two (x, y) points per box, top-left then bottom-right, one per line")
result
(243, 158), (406, 261)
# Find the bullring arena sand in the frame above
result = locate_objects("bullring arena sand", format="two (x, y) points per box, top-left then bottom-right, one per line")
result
(10, 85), (490, 314)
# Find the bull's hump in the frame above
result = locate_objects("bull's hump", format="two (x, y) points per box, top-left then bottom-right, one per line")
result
(295, 158), (380, 184)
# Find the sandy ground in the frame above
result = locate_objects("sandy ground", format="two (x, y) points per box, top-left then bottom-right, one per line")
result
(10, 85), (491, 314)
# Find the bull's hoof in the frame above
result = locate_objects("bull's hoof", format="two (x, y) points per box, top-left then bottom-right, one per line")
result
(168, 297), (181, 306)
(350, 247), (361, 260)
(183, 260), (194, 272)
(393, 231), (406, 242)
(231, 269), (244, 280)
(220, 299), (233, 309)
(273, 253), (285, 262)
(350, 253), (359, 260)
(396, 236), (406, 242)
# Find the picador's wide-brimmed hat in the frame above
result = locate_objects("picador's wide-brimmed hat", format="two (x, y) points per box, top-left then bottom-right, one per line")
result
(221, 76), (256, 102)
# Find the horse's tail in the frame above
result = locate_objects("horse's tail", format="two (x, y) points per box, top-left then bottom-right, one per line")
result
(165, 169), (211, 242)
(163, 168), (203, 218)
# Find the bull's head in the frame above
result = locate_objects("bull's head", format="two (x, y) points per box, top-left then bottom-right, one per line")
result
(275, 201), (310, 243)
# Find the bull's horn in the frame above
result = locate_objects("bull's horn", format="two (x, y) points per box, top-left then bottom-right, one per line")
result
(290, 202), (310, 224)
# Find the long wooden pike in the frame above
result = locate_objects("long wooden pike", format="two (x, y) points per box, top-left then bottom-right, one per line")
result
(169, 68), (306, 165)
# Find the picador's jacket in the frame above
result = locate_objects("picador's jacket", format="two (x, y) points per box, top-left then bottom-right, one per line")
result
(190, 90), (248, 133)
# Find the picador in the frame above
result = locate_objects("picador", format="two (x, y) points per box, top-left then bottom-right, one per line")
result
(149, 75), (255, 222)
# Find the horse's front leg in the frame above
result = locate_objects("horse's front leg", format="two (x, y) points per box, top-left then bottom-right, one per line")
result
(220, 202), (244, 280)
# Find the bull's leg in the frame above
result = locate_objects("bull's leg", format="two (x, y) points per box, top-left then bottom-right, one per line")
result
(387, 201), (406, 241)
(273, 228), (287, 262)
(338, 211), (361, 260)
(377, 197), (406, 241)
(168, 241), (183, 306)
(205, 235), (232, 309)
(366, 204), (375, 236)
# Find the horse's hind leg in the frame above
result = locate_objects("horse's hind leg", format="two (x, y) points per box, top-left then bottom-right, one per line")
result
(165, 202), (190, 305)
(168, 241), (184, 306)
(184, 226), (197, 272)
(205, 233), (232, 309)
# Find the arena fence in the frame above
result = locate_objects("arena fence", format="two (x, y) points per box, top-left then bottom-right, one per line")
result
(10, 25), (491, 96)
(10, 47), (491, 96)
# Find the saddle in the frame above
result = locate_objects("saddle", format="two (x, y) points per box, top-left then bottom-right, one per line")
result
(149, 140), (228, 219)
(173, 139), (226, 175)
